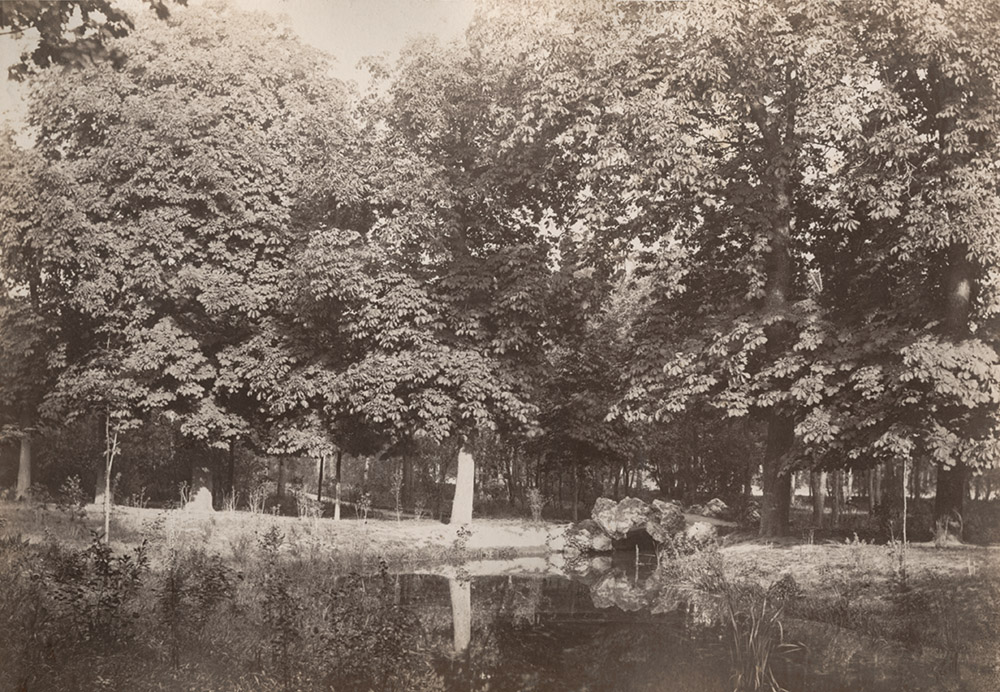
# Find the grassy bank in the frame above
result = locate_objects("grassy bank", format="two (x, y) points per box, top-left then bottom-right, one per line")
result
(0, 500), (560, 572)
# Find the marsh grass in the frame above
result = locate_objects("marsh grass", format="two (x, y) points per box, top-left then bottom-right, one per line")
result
(0, 517), (450, 692)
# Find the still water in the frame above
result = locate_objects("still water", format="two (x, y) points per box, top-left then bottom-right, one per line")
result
(386, 557), (995, 692)
(7, 546), (996, 692)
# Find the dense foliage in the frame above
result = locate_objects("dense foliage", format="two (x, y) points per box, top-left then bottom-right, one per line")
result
(0, 0), (997, 536)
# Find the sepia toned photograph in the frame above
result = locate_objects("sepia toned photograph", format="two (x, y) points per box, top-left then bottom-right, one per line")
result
(0, 1), (998, 690)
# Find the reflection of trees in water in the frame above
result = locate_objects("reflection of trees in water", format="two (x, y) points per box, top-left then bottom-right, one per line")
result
(423, 574), (728, 692)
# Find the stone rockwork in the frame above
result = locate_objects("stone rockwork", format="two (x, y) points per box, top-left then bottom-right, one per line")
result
(704, 498), (729, 518)
(645, 499), (686, 543)
(556, 495), (729, 556)
(688, 497), (730, 519)
(563, 555), (613, 584)
(589, 570), (653, 612)
(591, 496), (653, 540)
(563, 518), (613, 555)
(684, 521), (717, 543)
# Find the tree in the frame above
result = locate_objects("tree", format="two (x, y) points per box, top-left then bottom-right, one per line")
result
(17, 1), (359, 507)
(0, 0), (181, 79)
(0, 136), (67, 498)
(803, 0), (1000, 537)
(563, 0), (876, 535)
(260, 23), (599, 525)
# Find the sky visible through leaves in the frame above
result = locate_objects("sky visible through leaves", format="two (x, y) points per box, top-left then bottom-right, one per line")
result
(0, 0), (476, 134)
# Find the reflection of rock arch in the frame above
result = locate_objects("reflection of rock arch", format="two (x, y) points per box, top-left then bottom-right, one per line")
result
(449, 578), (472, 655)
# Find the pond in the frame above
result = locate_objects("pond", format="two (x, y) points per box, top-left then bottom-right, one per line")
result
(389, 560), (994, 692)
(4, 539), (996, 692)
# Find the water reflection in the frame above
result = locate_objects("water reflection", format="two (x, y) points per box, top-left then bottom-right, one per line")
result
(391, 558), (995, 692)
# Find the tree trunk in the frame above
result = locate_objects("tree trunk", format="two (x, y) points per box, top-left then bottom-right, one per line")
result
(436, 452), (449, 520)
(95, 466), (108, 506)
(227, 440), (236, 501)
(334, 450), (342, 521)
(935, 242), (975, 536)
(102, 416), (120, 544)
(757, 138), (796, 538)
(277, 458), (285, 498)
(402, 454), (414, 510)
(810, 471), (826, 527)
(759, 412), (794, 537)
(316, 454), (325, 505)
(15, 408), (32, 500)
(450, 443), (475, 525)
(881, 463), (904, 536)
(572, 462), (580, 523)
(831, 469), (843, 527)
(186, 465), (214, 511)
(935, 463), (969, 529)
(874, 464), (883, 509)
(866, 468), (875, 515)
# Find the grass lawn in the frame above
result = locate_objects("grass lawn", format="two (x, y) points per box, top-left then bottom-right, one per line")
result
(0, 500), (564, 572)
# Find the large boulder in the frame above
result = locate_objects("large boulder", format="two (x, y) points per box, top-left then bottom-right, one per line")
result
(645, 499), (686, 543)
(684, 521), (717, 543)
(563, 519), (613, 554)
(591, 497), (653, 540)
(704, 498), (729, 518)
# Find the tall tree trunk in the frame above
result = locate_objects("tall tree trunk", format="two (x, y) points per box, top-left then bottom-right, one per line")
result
(102, 415), (120, 544)
(831, 469), (843, 527)
(277, 458), (285, 498)
(572, 462), (580, 523)
(334, 450), (342, 521)
(450, 443), (475, 525)
(936, 242), (975, 535)
(436, 452), (449, 520)
(935, 463), (969, 528)
(402, 454), (414, 510)
(866, 468), (876, 515)
(810, 471), (827, 527)
(15, 406), (32, 500)
(757, 144), (796, 537)
(882, 463), (904, 536)
(316, 453), (325, 505)
(873, 464), (883, 511)
(759, 412), (794, 537)
(227, 440), (236, 501)
(187, 464), (214, 511)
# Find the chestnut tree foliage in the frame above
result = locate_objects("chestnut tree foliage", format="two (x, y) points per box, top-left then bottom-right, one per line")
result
(1, 2), (359, 526)
(1, 0), (997, 533)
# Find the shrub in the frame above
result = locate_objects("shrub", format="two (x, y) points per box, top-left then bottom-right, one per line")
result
(264, 492), (300, 517)
(44, 533), (149, 645)
(56, 475), (87, 520)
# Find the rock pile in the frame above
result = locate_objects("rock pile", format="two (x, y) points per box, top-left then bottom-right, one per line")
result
(560, 496), (734, 555)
